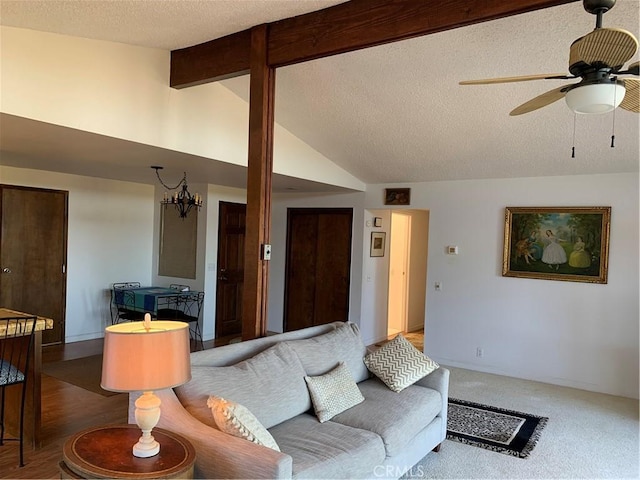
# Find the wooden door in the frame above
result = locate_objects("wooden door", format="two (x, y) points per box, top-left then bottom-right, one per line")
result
(0, 185), (68, 345)
(215, 202), (246, 338)
(284, 208), (352, 332)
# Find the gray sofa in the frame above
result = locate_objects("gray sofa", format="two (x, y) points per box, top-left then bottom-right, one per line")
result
(128, 322), (449, 479)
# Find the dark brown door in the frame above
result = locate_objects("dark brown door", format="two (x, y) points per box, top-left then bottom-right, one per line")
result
(0, 185), (68, 345)
(215, 201), (246, 338)
(284, 208), (352, 332)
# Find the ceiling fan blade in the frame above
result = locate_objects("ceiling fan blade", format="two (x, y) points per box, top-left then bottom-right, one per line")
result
(620, 78), (639, 113)
(571, 28), (638, 69)
(509, 85), (570, 116)
(459, 73), (571, 85)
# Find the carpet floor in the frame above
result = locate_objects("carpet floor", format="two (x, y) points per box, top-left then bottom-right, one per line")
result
(403, 366), (638, 479)
(42, 354), (118, 396)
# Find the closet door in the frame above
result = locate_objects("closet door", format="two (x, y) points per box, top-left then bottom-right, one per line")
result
(0, 185), (68, 345)
(284, 208), (352, 332)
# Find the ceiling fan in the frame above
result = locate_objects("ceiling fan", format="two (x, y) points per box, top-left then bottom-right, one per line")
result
(460, 0), (639, 116)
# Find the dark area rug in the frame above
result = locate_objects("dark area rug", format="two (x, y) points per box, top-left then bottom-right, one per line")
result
(446, 398), (548, 458)
(43, 354), (118, 397)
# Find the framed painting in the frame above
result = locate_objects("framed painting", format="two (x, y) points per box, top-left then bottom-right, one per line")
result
(384, 188), (410, 205)
(502, 206), (611, 284)
(370, 232), (386, 257)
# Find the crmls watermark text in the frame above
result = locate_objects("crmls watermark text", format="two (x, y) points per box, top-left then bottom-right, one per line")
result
(373, 465), (426, 478)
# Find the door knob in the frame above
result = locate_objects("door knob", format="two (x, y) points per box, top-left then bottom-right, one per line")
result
(2, 267), (11, 273)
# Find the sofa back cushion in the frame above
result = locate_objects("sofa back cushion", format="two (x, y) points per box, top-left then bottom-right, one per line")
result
(188, 322), (340, 367)
(286, 322), (369, 383)
(175, 342), (311, 429)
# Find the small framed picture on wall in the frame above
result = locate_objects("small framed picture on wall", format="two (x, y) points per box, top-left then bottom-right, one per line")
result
(370, 232), (386, 257)
(384, 188), (410, 206)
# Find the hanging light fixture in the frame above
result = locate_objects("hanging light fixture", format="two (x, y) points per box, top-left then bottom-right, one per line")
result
(151, 166), (202, 219)
(565, 81), (626, 114)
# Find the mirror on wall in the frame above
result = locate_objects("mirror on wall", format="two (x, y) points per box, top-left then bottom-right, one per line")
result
(158, 205), (197, 279)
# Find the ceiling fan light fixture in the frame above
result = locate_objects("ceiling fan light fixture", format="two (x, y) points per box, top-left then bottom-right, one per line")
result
(565, 83), (626, 114)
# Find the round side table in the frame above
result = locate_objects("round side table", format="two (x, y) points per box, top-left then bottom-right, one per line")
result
(60, 424), (196, 479)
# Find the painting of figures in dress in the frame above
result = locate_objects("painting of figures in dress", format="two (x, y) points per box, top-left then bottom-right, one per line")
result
(502, 207), (611, 284)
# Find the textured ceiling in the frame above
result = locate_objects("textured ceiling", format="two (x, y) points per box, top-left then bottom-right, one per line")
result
(1, 0), (638, 189)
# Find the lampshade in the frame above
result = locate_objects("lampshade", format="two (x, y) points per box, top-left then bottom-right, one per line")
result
(565, 83), (626, 114)
(101, 320), (191, 392)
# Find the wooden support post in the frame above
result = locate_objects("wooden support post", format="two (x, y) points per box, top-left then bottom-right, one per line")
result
(242, 24), (275, 340)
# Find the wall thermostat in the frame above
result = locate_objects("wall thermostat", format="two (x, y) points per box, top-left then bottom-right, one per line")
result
(447, 245), (459, 255)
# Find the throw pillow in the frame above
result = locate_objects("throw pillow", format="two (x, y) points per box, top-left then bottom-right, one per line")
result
(363, 334), (439, 393)
(304, 362), (364, 423)
(207, 395), (280, 451)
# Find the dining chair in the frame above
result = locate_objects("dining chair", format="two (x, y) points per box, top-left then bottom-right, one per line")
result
(180, 291), (205, 351)
(0, 315), (37, 467)
(111, 282), (143, 324)
(157, 292), (204, 351)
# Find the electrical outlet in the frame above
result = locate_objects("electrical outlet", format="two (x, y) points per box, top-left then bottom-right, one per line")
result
(476, 347), (483, 358)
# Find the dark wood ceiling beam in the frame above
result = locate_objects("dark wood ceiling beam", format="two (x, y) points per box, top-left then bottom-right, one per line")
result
(170, 29), (251, 88)
(268, 0), (578, 67)
(170, 0), (578, 87)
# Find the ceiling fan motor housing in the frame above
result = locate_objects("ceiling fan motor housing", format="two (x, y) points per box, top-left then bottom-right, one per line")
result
(583, 0), (616, 15)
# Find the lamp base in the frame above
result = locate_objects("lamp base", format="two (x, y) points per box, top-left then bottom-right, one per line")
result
(133, 437), (160, 458)
(133, 391), (162, 458)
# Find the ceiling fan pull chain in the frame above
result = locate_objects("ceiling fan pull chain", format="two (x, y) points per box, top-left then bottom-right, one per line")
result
(571, 113), (577, 158)
(611, 86), (618, 148)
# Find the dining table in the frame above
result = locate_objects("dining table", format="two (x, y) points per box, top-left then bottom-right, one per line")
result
(113, 285), (202, 317)
(0, 308), (54, 448)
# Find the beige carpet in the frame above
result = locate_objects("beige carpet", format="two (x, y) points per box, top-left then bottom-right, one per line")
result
(405, 366), (639, 479)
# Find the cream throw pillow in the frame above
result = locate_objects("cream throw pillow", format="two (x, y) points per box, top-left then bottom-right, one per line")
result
(207, 396), (280, 451)
(363, 334), (439, 392)
(304, 362), (364, 423)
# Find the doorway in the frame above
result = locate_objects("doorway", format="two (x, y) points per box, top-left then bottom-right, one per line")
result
(0, 185), (68, 345)
(214, 201), (246, 339)
(388, 212), (410, 336)
(385, 209), (429, 338)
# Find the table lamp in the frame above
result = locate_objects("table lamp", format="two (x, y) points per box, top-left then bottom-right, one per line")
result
(101, 314), (191, 458)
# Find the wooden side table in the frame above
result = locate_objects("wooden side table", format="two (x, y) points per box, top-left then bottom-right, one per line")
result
(60, 424), (196, 479)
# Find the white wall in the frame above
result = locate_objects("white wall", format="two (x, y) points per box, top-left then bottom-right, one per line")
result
(0, 166), (154, 342)
(0, 26), (365, 192)
(364, 173), (639, 399)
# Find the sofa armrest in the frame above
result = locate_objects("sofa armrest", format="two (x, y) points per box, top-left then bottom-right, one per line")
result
(128, 389), (293, 479)
(415, 367), (449, 439)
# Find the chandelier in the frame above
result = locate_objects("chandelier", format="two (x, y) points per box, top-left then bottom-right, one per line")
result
(151, 166), (203, 219)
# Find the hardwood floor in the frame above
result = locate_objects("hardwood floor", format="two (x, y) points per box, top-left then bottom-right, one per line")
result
(1, 335), (233, 478)
(1, 339), (128, 479)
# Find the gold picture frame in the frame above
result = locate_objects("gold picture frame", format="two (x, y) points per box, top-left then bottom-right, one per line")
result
(502, 206), (611, 284)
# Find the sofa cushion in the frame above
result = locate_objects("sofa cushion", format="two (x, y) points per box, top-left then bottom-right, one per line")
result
(175, 342), (311, 429)
(305, 362), (364, 423)
(207, 395), (280, 451)
(330, 377), (442, 457)
(286, 322), (369, 382)
(269, 413), (386, 479)
(363, 334), (439, 392)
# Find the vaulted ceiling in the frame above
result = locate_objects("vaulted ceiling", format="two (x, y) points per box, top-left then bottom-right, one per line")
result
(1, 0), (638, 189)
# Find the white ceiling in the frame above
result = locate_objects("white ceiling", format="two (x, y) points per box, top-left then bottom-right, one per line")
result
(1, 0), (638, 190)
